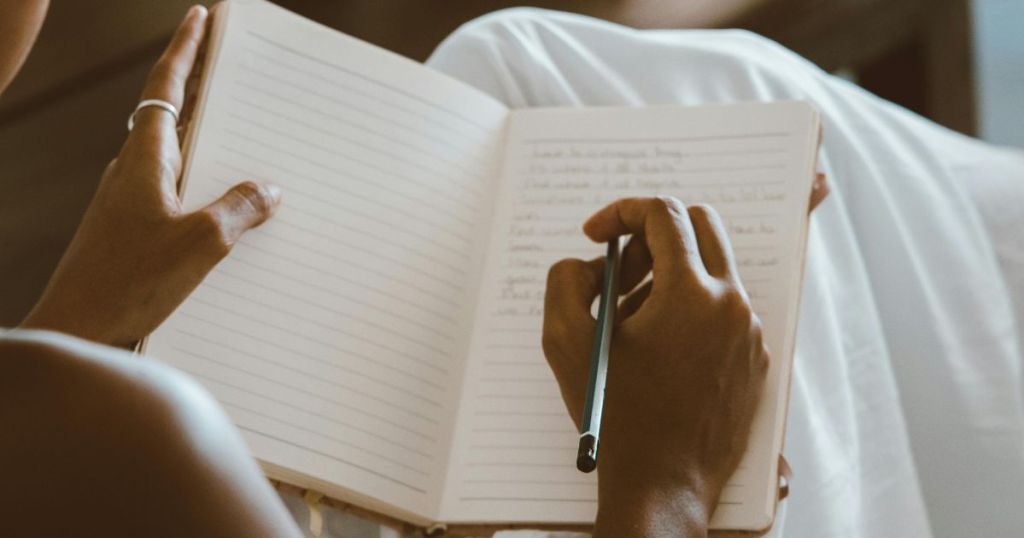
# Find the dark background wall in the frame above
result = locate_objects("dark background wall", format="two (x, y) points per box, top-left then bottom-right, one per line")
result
(0, 0), (975, 326)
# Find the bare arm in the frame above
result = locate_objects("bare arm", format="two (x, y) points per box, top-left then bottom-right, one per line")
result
(0, 329), (302, 537)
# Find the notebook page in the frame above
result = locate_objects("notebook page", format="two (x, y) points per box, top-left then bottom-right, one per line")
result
(442, 103), (817, 528)
(145, 0), (507, 522)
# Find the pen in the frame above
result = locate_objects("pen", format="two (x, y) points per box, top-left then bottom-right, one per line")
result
(576, 236), (621, 473)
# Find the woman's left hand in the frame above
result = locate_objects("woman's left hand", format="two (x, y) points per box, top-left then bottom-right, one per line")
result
(20, 5), (280, 347)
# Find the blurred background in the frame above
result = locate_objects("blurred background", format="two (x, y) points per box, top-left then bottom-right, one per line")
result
(0, 0), (1020, 327)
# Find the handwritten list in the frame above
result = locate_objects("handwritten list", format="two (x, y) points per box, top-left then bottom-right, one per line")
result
(444, 106), (811, 525)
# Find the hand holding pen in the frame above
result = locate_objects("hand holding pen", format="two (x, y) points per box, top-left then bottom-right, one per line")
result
(541, 196), (769, 537)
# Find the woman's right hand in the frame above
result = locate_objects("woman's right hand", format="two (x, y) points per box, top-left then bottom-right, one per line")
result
(542, 196), (770, 537)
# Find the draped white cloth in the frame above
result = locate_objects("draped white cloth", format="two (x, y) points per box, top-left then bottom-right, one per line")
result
(425, 8), (1024, 538)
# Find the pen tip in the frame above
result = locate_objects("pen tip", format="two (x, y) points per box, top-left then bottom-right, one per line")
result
(576, 434), (598, 473)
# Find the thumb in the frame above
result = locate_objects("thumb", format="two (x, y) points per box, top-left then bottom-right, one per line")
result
(542, 258), (603, 373)
(542, 257), (604, 430)
(200, 181), (281, 247)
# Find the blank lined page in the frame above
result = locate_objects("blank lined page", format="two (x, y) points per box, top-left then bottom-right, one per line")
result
(145, 0), (507, 521)
(442, 103), (817, 528)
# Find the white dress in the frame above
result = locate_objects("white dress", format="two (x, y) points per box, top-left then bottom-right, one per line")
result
(421, 8), (1024, 538)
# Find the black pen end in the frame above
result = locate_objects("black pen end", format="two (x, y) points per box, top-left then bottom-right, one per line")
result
(576, 434), (598, 473)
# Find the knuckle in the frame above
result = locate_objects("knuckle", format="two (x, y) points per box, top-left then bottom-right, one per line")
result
(720, 287), (754, 328)
(188, 210), (231, 257)
(652, 195), (686, 218)
(156, 155), (179, 182)
(540, 325), (563, 357)
(146, 59), (173, 90)
(758, 350), (771, 376)
(166, 67), (187, 93)
(547, 258), (583, 286)
(232, 181), (272, 216)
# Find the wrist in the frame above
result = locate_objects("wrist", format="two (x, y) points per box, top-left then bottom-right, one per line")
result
(19, 295), (114, 345)
(595, 465), (717, 538)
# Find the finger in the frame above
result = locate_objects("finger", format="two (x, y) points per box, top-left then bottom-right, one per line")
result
(124, 6), (208, 160)
(583, 196), (707, 288)
(542, 258), (603, 375)
(809, 173), (830, 213)
(177, 6), (212, 147)
(198, 181), (282, 252)
(687, 204), (739, 282)
(618, 233), (652, 296)
(618, 279), (652, 321)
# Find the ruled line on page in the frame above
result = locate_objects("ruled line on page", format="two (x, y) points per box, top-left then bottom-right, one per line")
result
(217, 133), (479, 244)
(219, 114), (479, 219)
(240, 45), (493, 152)
(463, 479), (594, 486)
(474, 395), (562, 402)
(219, 253), (458, 323)
(215, 143), (475, 229)
(174, 310), (444, 393)
(207, 264), (456, 344)
(236, 425), (429, 494)
(233, 66), (487, 179)
(180, 366), (436, 457)
(221, 399), (431, 475)
(231, 81), (488, 176)
(459, 497), (597, 503)
(213, 131), (476, 239)
(522, 133), (790, 144)
(176, 327), (443, 410)
(247, 30), (494, 131)
(171, 345), (439, 434)
(471, 426), (568, 434)
(252, 218), (467, 293)
(199, 281), (453, 361)
(221, 106), (483, 212)
(231, 92), (487, 188)
(186, 295), (451, 379)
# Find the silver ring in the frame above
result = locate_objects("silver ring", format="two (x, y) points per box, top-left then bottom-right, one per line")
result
(127, 99), (179, 131)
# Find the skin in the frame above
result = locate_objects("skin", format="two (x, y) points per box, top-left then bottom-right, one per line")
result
(0, 0), (48, 95)
(18, 5), (282, 346)
(1, 330), (303, 537)
(546, 198), (784, 538)
(2, 2), (830, 536)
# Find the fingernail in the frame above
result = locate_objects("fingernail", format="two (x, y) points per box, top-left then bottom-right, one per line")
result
(188, 5), (207, 20)
(262, 183), (282, 204)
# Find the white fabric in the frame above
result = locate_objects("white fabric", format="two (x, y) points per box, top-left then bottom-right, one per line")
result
(427, 9), (1024, 538)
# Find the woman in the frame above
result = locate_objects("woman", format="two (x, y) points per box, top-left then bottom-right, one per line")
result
(1, 4), (780, 537)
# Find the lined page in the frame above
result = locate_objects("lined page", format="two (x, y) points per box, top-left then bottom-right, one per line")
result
(442, 103), (817, 528)
(145, 0), (507, 522)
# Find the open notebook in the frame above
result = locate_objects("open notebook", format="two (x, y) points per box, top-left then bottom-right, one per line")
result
(144, 0), (818, 531)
